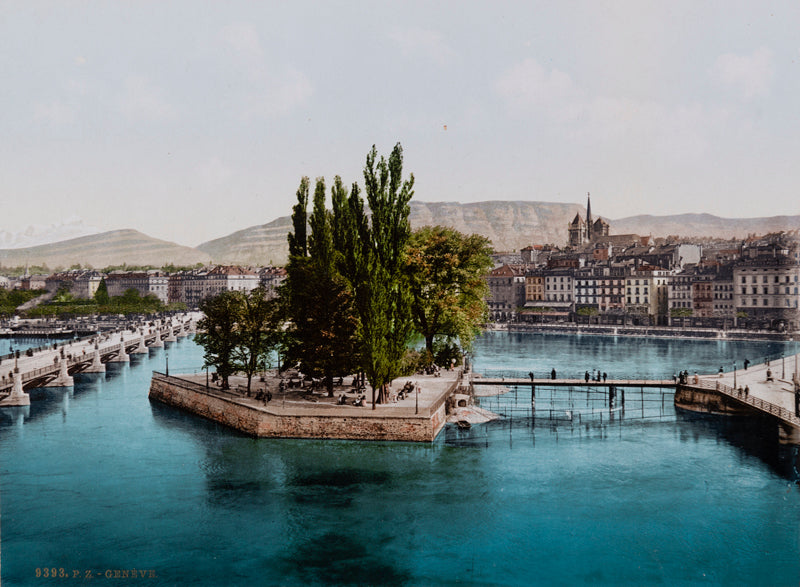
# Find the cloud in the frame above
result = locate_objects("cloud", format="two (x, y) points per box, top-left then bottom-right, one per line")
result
(33, 100), (75, 125)
(219, 23), (264, 62)
(712, 47), (774, 100)
(198, 157), (233, 187)
(389, 27), (457, 66)
(117, 75), (174, 121)
(494, 58), (731, 163)
(217, 23), (313, 118)
(494, 58), (580, 118)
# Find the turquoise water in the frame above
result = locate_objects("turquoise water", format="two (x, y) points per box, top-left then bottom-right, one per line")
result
(1, 333), (800, 586)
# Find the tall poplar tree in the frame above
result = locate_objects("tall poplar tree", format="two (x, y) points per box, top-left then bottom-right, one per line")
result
(284, 177), (359, 395)
(336, 143), (415, 407)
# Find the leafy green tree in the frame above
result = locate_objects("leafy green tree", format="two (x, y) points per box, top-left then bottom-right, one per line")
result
(195, 291), (243, 389)
(288, 176), (309, 258)
(232, 287), (282, 395)
(335, 144), (415, 407)
(94, 278), (110, 305)
(283, 177), (360, 396)
(405, 226), (493, 362)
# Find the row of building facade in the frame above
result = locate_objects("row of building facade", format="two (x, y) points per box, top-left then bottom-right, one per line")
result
(488, 232), (800, 332)
(3, 266), (287, 308)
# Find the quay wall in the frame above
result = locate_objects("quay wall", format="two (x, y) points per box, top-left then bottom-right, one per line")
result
(674, 385), (756, 417)
(504, 323), (791, 342)
(149, 373), (448, 442)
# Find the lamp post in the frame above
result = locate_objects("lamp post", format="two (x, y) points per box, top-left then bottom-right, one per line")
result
(733, 362), (736, 389)
(165, 352), (169, 377)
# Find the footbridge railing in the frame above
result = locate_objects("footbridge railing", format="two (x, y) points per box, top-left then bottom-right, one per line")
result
(688, 379), (800, 427)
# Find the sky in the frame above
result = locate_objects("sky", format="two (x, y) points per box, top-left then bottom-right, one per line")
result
(1, 1), (799, 248)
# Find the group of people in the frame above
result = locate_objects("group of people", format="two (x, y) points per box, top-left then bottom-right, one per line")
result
(337, 391), (366, 406)
(254, 389), (272, 404)
(526, 369), (609, 382)
(675, 370), (699, 385)
(584, 370), (607, 383)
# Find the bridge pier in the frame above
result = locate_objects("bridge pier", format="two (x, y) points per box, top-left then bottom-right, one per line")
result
(84, 347), (106, 373)
(108, 340), (129, 363)
(131, 335), (148, 354)
(778, 422), (800, 445)
(150, 329), (164, 348)
(164, 327), (177, 343)
(0, 370), (30, 406)
(176, 324), (188, 338)
(44, 357), (74, 387)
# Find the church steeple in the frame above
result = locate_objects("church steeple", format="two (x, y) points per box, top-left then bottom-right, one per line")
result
(585, 192), (592, 241)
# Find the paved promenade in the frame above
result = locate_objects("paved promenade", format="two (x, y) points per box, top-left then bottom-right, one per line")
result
(697, 354), (800, 415)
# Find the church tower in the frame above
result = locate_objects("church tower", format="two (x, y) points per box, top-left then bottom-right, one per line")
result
(585, 192), (592, 242)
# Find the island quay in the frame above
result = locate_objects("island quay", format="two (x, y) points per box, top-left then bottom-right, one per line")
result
(149, 352), (800, 444)
(148, 369), (465, 443)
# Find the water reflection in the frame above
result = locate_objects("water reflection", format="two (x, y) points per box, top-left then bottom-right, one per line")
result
(677, 411), (800, 483)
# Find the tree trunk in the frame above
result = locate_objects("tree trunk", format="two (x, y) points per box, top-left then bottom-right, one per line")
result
(326, 374), (334, 397)
(425, 334), (434, 360)
(377, 383), (388, 404)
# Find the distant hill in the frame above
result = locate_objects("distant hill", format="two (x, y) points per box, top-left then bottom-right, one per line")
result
(195, 201), (800, 265)
(2, 204), (798, 269)
(611, 213), (800, 240)
(195, 201), (587, 265)
(0, 229), (211, 269)
(196, 216), (292, 266)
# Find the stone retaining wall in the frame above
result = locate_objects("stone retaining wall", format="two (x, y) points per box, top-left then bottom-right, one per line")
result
(674, 385), (751, 416)
(149, 374), (448, 442)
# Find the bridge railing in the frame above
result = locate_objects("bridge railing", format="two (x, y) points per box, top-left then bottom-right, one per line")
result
(690, 379), (800, 426)
(477, 368), (679, 383)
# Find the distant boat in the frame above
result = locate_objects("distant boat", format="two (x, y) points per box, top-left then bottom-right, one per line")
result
(456, 420), (471, 430)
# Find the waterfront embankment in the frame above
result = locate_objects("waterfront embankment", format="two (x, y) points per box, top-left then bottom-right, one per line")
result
(149, 370), (462, 442)
(499, 322), (793, 342)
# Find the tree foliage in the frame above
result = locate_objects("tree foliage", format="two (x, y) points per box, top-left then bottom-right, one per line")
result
(94, 278), (110, 305)
(283, 177), (359, 395)
(335, 143), (415, 406)
(195, 288), (282, 392)
(405, 225), (492, 363)
(232, 287), (281, 394)
(195, 291), (243, 389)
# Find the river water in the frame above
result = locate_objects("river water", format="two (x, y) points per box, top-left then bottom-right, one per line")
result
(2, 332), (800, 586)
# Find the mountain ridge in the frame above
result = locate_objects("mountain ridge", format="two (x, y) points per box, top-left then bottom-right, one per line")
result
(0, 229), (211, 269)
(1, 203), (798, 269)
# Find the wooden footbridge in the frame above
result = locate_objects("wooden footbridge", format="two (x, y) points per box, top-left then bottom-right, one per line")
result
(472, 376), (675, 388)
(469, 367), (800, 442)
(0, 316), (195, 406)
